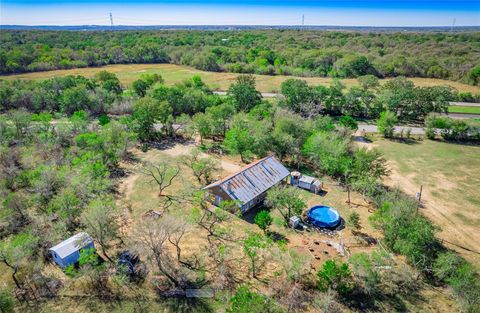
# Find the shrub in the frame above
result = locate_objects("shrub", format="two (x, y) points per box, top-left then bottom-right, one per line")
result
(376, 111), (397, 138)
(254, 210), (273, 235)
(348, 212), (361, 230)
(0, 288), (14, 313)
(425, 126), (436, 140)
(339, 115), (358, 130)
(317, 259), (354, 295)
(370, 196), (439, 271)
(446, 262), (480, 312)
(64, 264), (77, 278)
(227, 285), (283, 313)
(433, 251), (463, 281)
(433, 252), (480, 312)
(98, 113), (110, 126)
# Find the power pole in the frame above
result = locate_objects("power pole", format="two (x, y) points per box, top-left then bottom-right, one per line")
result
(416, 185), (423, 212)
(109, 12), (114, 30)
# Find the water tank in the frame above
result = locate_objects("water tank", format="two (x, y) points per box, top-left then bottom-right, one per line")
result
(290, 171), (301, 186)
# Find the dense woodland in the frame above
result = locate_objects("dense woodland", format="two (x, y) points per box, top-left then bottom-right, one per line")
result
(1, 70), (479, 312)
(1, 30), (480, 85)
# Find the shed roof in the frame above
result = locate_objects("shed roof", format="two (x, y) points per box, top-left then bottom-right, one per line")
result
(300, 175), (322, 186)
(49, 232), (93, 259)
(204, 155), (290, 204)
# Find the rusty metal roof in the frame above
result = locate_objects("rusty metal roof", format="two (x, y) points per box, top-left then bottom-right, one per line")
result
(204, 155), (290, 204)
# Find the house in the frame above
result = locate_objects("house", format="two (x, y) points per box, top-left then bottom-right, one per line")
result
(203, 155), (290, 213)
(49, 232), (95, 268)
(290, 171), (322, 194)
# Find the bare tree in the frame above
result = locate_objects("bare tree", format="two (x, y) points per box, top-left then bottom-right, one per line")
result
(270, 279), (311, 313)
(207, 241), (241, 291)
(133, 218), (180, 287)
(0, 233), (38, 290)
(80, 197), (120, 263)
(139, 161), (180, 197)
(191, 194), (236, 243)
(0, 251), (22, 289)
(163, 215), (194, 267)
(132, 216), (199, 288)
(181, 149), (219, 185)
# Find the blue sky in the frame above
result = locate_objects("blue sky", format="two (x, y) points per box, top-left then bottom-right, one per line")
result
(1, 0), (479, 26)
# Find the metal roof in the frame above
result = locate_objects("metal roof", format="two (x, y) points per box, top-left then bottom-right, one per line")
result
(49, 232), (93, 259)
(204, 156), (290, 204)
(299, 175), (321, 185)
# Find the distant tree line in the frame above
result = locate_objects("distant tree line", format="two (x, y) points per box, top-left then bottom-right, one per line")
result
(1, 30), (479, 85)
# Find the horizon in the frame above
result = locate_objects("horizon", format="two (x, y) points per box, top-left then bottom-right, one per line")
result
(1, 1), (479, 27)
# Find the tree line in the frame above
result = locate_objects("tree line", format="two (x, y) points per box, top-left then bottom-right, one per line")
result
(1, 30), (479, 85)
(1, 72), (472, 124)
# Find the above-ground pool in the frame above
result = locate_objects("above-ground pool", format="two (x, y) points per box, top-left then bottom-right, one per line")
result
(307, 205), (341, 228)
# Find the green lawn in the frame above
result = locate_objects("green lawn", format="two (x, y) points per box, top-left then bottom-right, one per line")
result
(448, 106), (480, 114)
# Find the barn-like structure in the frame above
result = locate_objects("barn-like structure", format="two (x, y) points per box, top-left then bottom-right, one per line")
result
(203, 155), (290, 213)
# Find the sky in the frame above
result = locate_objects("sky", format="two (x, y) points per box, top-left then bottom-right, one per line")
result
(1, 0), (479, 26)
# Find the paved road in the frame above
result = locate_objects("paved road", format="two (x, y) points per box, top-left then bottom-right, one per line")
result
(213, 91), (280, 98)
(158, 122), (427, 135)
(446, 113), (480, 119)
(214, 91), (480, 107)
(357, 124), (426, 135)
(449, 101), (480, 107)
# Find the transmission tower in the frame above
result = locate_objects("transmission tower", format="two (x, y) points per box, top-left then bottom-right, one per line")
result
(302, 14), (305, 26)
(451, 18), (456, 32)
(109, 13), (114, 29)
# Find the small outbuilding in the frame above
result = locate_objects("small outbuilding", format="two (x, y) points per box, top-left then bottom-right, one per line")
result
(49, 232), (95, 268)
(203, 155), (290, 213)
(291, 171), (322, 194)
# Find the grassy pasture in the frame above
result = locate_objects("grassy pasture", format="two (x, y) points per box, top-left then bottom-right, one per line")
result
(448, 105), (480, 114)
(2, 63), (480, 94)
(374, 138), (480, 266)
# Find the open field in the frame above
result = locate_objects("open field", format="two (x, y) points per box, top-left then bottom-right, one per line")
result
(1, 63), (480, 94)
(373, 138), (480, 266)
(448, 105), (480, 114)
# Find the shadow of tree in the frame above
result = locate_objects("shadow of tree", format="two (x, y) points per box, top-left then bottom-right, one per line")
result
(353, 135), (372, 143)
(162, 297), (214, 313)
(352, 230), (378, 245)
(268, 231), (289, 243)
(148, 138), (195, 151)
(389, 137), (420, 145)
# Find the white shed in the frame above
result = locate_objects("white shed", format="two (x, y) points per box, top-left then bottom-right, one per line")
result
(290, 171), (322, 194)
